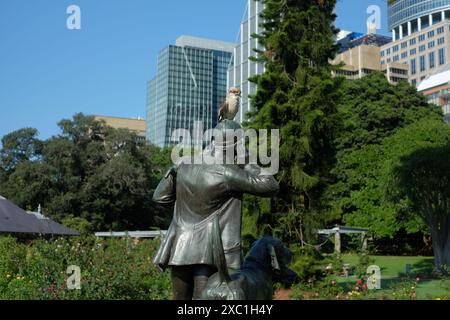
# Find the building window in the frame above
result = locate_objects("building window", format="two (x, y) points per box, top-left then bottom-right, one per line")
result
(393, 55), (399, 62)
(381, 51), (385, 57)
(393, 45), (399, 52)
(387, 58), (391, 63)
(401, 52), (408, 59)
(401, 41), (408, 49)
(419, 45), (426, 52)
(419, 34), (426, 42)
(428, 41), (435, 49)
(437, 26), (445, 34)
(410, 48), (417, 55)
(438, 37), (445, 45)
(411, 59), (416, 75)
(381, 60), (385, 65)
(429, 52), (435, 69)
(411, 79), (417, 87)
(409, 38), (416, 46)
(428, 30), (435, 38)
(386, 48), (391, 55)
(439, 48), (446, 65)
(420, 55), (426, 72)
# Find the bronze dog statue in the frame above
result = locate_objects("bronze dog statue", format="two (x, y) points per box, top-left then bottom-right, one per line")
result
(201, 217), (298, 300)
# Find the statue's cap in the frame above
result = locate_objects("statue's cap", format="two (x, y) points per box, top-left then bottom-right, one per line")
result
(214, 120), (242, 131)
(211, 120), (244, 149)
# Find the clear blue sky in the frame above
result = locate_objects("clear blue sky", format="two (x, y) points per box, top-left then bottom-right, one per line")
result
(0, 0), (389, 142)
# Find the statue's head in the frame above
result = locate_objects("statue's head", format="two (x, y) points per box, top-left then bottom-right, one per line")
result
(208, 120), (245, 165)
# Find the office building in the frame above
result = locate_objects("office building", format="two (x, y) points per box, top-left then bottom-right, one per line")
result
(332, 33), (409, 84)
(147, 36), (234, 148)
(94, 115), (146, 143)
(228, 0), (265, 124)
(388, 0), (450, 41)
(382, 0), (450, 86)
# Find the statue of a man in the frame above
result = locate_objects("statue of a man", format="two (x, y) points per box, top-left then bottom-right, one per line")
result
(153, 120), (279, 300)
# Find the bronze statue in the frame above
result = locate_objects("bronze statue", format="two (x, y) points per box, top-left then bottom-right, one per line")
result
(153, 120), (280, 300)
(198, 214), (297, 300)
(202, 219), (298, 300)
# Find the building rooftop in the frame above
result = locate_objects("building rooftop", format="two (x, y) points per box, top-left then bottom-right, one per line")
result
(175, 35), (235, 53)
(337, 32), (392, 53)
(417, 64), (450, 92)
(0, 196), (79, 236)
(94, 115), (146, 136)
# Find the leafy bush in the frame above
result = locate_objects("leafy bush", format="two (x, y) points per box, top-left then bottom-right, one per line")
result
(0, 236), (171, 300)
(290, 245), (327, 282)
(354, 252), (375, 279)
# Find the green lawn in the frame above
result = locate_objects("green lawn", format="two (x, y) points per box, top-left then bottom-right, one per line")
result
(341, 254), (434, 277)
(337, 255), (450, 300)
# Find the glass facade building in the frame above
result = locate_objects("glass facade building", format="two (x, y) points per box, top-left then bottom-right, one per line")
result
(388, 0), (450, 40)
(228, 0), (265, 124)
(146, 36), (233, 148)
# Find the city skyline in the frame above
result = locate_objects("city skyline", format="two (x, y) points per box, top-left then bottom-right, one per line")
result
(0, 0), (389, 143)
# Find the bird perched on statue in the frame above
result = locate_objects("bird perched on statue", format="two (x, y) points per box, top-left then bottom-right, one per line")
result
(218, 87), (241, 122)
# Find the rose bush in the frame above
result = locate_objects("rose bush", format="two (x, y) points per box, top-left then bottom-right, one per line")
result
(0, 236), (171, 300)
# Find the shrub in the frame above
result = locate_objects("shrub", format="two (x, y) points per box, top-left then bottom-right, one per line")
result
(0, 236), (171, 300)
(290, 245), (327, 282)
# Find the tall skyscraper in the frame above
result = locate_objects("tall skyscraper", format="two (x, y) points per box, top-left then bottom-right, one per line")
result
(382, 0), (450, 86)
(228, 0), (265, 124)
(146, 36), (234, 148)
(388, 0), (450, 41)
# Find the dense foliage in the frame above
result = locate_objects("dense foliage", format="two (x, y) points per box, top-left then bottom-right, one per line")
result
(243, 0), (449, 266)
(0, 113), (173, 231)
(0, 236), (171, 300)
(389, 142), (450, 269)
(328, 74), (444, 239)
(245, 0), (343, 245)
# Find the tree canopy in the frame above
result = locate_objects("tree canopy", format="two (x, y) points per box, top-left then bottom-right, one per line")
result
(0, 113), (172, 231)
(327, 73), (444, 240)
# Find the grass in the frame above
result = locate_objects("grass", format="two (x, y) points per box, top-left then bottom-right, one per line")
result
(340, 254), (435, 277)
(337, 254), (450, 299)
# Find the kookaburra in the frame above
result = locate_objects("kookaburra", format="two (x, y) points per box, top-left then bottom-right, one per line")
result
(218, 87), (241, 122)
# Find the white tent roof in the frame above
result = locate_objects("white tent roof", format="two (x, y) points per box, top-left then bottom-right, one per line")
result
(417, 64), (450, 92)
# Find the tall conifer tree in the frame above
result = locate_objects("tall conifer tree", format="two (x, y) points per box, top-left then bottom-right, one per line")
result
(245, 0), (342, 244)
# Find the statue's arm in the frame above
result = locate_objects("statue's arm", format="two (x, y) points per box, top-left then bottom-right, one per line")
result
(224, 164), (279, 197)
(152, 168), (176, 205)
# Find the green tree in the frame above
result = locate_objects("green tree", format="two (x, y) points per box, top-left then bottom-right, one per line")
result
(0, 128), (42, 172)
(80, 153), (152, 230)
(0, 167), (6, 186)
(0, 113), (173, 232)
(0, 161), (54, 211)
(335, 120), (450, 242)
(384, 134), (450, 272)
(245, 0), (342, 244)
(334, 72), (442, 153)
(61, 215), (94, 236)
(327, 73), (443, 240)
